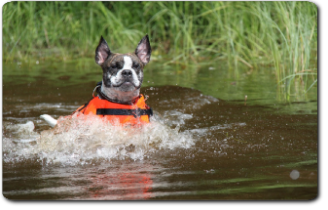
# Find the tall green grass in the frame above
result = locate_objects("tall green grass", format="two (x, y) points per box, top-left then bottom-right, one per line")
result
(2, 1), (317, 97)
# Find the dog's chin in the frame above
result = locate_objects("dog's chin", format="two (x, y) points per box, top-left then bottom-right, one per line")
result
(101, 82), (140, 103)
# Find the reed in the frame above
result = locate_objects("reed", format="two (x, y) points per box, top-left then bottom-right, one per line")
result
(2, 1), (317, 96)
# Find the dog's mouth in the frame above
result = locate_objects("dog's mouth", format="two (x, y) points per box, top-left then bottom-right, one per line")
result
(123, 81), (132, 85)
(112, 80), (139, 88)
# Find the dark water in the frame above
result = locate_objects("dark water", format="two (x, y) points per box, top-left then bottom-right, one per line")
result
(2, 60), (317, 200)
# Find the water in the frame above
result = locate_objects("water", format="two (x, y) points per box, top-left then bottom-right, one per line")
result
(2, 60), (317, 200)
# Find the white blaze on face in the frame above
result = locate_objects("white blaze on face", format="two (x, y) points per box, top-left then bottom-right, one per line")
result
(110, 56), (140, 87)
(122, 56), (133, 69)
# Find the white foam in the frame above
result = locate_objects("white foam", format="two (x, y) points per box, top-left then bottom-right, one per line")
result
(3, 113), (195, 166)
(163, 110), (193, 126)
(3, 92), (248, 166)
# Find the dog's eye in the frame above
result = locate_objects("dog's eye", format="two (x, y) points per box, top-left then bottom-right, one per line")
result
(111, 64), (117, 69)
(133, 62), (140, 68)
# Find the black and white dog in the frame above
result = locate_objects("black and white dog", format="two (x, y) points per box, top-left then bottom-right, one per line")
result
(95, 35), (151, 103)
(41, 35), (151, 127)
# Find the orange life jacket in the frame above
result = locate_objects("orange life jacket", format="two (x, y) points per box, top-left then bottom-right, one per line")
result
(73, 94), (152, 125)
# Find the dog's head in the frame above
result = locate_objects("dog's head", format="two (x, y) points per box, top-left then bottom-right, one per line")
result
(95, 35), (151, 103)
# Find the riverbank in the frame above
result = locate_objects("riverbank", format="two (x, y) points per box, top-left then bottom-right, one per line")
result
(2, 1), (317, 97)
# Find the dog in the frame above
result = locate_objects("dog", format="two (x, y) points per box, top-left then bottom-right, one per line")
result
(41, 35), (152, 127)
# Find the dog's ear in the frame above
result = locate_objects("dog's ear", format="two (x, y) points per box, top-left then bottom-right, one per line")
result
(95, 36), (111, 65)
(135, 35), (151, 65)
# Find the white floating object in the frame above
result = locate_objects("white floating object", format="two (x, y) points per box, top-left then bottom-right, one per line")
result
(40, 114), (57, 127)
(290, 170), (300, 180)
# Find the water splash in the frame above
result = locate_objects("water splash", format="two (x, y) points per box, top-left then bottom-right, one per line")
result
(3, 113), (194, 166)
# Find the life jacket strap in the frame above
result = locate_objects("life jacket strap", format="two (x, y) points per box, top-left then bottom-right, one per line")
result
(96, 108), (153, 118)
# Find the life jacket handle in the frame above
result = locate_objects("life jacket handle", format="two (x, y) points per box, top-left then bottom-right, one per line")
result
(92, 85), (101, 97)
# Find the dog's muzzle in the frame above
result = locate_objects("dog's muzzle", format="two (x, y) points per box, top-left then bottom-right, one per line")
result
(111, 69), (140, 88)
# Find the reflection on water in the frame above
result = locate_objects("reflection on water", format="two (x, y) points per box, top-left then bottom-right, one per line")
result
(2, 62), (317, 200)
(74, 163), (154, 200)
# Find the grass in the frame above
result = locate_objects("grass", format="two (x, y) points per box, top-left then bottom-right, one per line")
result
(2, 1), (317, 98)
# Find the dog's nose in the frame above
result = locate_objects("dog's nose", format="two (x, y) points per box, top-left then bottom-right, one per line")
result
(122, 69), (132, 77)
